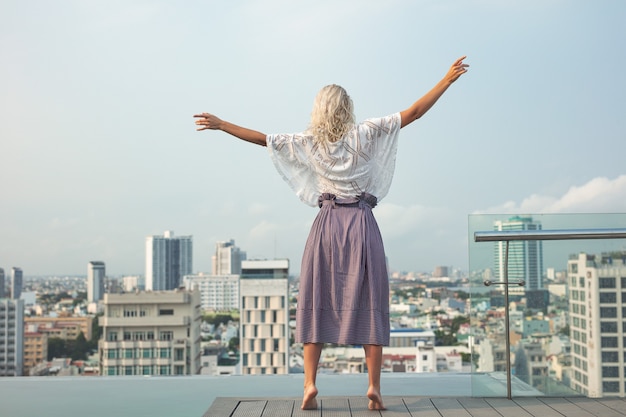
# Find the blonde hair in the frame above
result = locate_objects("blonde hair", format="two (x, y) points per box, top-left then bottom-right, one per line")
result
(308, 84), (355, 143)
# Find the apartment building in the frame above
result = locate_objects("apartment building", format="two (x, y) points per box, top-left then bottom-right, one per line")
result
(99, 289), (201, 376)
(0, 298), (24, 376)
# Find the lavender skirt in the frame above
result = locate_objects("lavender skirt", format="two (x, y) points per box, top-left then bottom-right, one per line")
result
(295, 193), (390, 346)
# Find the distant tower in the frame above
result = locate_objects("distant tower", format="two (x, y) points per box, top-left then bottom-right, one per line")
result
(87, 261), (106, 303)
(212, 239), (246, 275)
(239, 259), (290, 375)
(145, 231), (193, 291)
(10, 267), (23, 300)
(493, 216), (544, 293)
(0, 268), (5, 298)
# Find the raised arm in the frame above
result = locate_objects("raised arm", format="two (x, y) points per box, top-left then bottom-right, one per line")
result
(400, 56), (469, 128)
(194, 112), (267, 147)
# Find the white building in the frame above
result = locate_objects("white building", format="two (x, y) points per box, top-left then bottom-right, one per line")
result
(145, 231), (193, 291)
(0, 298), (24, 376)
(184, 273), (239, 311)
(212, 239), (246, 275)
(99, 289), (201, 376)
(122, 276), (145, 292)
(568, 252), (626, 397)
(240, 259), (289, 375)
(87, 261), (106, 303)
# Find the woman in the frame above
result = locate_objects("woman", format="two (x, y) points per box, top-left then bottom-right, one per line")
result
(194, 56), (468, 410)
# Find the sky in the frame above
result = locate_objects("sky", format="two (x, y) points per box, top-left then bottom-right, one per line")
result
(1, 0), (626, 277)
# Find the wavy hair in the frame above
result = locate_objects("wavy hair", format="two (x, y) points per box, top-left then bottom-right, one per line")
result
(308, 84), (355, 143)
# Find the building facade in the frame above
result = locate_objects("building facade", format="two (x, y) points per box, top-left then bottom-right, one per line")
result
(568, 252), (626, 397)
(87, 261), (106, 303)
(99, 289), (201, 376)
(0, 268), (4, 298)
(24, 316), (94, 341)
(145, 231), (193, 291)
(0, 298), (24, 376)
(240, 259), (289, 375)
(212, 239), (246, 275)
(493, 216), (544, 293)
(10, 267), (23, 300)
(184, 273), (239, 311)
(23, 331), (48, 375)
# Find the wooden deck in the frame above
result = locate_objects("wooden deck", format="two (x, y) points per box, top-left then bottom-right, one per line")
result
(203, 396), (626, 417)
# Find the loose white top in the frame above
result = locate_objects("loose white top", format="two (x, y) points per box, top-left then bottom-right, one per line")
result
(266, 113), (401, 207)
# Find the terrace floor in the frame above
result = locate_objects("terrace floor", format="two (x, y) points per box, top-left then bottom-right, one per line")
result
(204, 396), (626, 417)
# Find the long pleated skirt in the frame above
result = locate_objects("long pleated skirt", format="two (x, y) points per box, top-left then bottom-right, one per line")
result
(295, 192), (390, 346)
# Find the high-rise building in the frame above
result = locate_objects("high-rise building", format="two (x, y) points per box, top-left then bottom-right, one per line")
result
(145, 231), (193, 291)
(184, 273), (239, 311)
(0, 268), (5, 298)
(99, 289), (201, 376)
(87, 261), (106, 303)
(568, 252), (626, 397)
(239, 259), (289, 375)
(493, 216), (544, 293)
(10, 267), (23, 300)
(0, 298), (24, 376)
(212, 239), (246, 275)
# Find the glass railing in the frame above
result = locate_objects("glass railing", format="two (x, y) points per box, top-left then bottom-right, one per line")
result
(469, 213), (626, 398)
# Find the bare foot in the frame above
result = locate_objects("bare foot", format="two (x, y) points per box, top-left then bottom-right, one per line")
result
(301, 385), (318, 410)
(367, 387), (386, 410)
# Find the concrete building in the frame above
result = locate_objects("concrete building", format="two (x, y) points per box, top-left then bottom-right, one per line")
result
(568, 252), (626, 397)
(145, 231), (193, 291)
(23, 331), (48, 375)
(24, 316), (94, 341)
(0, 298), (24, 376)
(240, 259), (289, 375)
(10, 267), (23, 300)
(122, 276), (145, 292)
(184, 273), (239, 311)
(212, 239), (246, 275)
(99, 289), (201, 376)
(87, 261), (106, 303)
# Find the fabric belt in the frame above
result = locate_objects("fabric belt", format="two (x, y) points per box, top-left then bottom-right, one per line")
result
(318, 192), (378, 209)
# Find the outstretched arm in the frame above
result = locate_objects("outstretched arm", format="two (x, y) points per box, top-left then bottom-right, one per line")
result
(400, 56), (469, 128)
(194, 113), (267, 147)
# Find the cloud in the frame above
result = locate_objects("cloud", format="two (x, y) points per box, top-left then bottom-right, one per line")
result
(475, 175), (626, 214)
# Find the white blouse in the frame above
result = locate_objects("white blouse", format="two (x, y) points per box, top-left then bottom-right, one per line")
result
(266, 112), (401, 207)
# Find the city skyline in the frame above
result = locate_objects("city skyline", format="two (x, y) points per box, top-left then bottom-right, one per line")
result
(2, 1), (626, 276)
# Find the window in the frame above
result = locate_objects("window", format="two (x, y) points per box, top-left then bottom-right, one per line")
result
(601, 337), (618, 348)
(600, 307), (617, 318)
(107, 349), (118, 359)
(600, 293), (617, 303)
(603, 381), (620, 393)
(175, 348), (184, 361)
(602, 351), (619, 362)
(601, 322), (618, 333)
(123, 332), (131, 341)
(602, 366), (619, 377)
(160, 331), (173, 341)
(159, 365), (170, 375)
(107, 332), (118, 341)
(142, 348), (152, 358)
(142, 366), (152, 375)
(159, 309), (174, 316)
(124, 349), (134, 359)
(107, 367), (117, 376)
(124, 366), (134, 375)
(274, 339), (279, 351)
(599, 277), (616, 288)
(147, 331), (154, 340)
(174, 365), (184, 375)
(159, 348), (170, 358)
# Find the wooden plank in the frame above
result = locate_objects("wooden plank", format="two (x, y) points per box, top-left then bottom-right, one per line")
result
(319, 398), (351, 417)
(380, 396), (412, 417)
(482, 398), (532, 417)
(536, 397), (596, 417)
(260, 399), (295, 417)
(431, 398), (472, 417)
(566, 397), (626, 417)
(512, 397), (567, 417)
(599, 398), (626, 415)
(456, 397), (501, 417)
(232, 400), (266, 417)
(404, 397), (441, 417)
(203, 397), (240, 417)
(290, 399), (321, 417)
